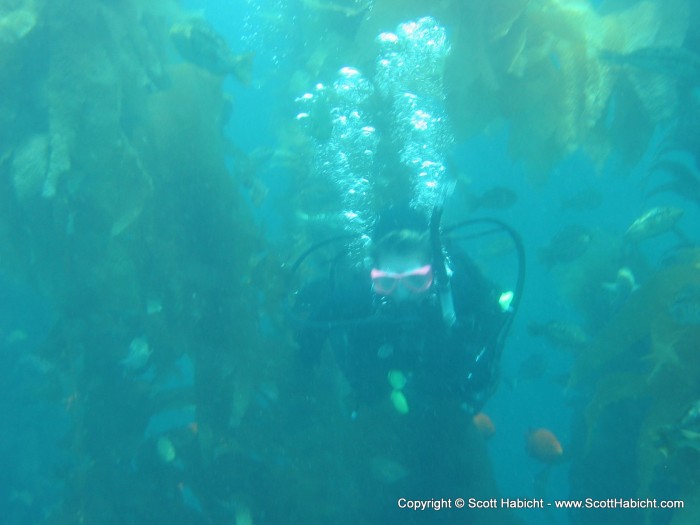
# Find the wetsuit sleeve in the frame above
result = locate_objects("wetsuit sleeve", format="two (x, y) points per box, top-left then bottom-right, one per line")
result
(450, 256), (510, 411)
(293, 268), (373, 369)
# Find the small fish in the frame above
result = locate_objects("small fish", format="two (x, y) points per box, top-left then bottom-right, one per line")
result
(387, 369), (407, 390)
(390, 389), (409, 414)
(235, 503), (253, 525)
(5, 329), (27, 344)
(121, 337), (152, 371)
(624, 206), (684, 243)
(669, 284), (700, 326)
(681, 400), (700, 428)
(370, 456), (409, 484)
(0, 8), (37, 44)
(157, 436), (176, 463)
(377, 343), (394, 359)
(147, 298), (163, 315)
(526, 428), (563, 464)
(601, 267), (640, 312)
(656, 400), (700, 456)
(601, 266), (640, 295)
(465, 185), (518, 211)
(472, 412), (496, 439)
(170, 19), (253, 84)
(528, 320), (589, 350)
(600, 46), (700, 80)
(538, 225), (592, 267)
(179, 482), (205, 516)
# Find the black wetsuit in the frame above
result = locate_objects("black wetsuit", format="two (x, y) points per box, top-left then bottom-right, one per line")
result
(288, 245), (524, 525)
(297, 247), (510, 414)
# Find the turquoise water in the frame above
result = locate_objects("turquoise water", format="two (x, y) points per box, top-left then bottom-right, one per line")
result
(1, 1), (699, 524)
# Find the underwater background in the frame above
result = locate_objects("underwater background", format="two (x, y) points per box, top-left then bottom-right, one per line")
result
(1, 0), (700, 523)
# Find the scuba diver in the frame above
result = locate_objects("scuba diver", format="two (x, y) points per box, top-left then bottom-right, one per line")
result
(293, 202), (522, 417)
(288, 200), (525, 525)
(284, 18), (524, 522)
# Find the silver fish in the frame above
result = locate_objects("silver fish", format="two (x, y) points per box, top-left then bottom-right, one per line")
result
(121, 337), (152, 371)
(527, 320), (589, 350)
(656, 399), (700, 457)
(170, 19), (253, 84)
(624, 206), (684, 242)
(538, 225), (592, 267)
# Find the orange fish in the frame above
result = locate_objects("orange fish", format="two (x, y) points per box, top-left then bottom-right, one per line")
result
(526, 428), (563, 463)
(472, 412), (496, 439)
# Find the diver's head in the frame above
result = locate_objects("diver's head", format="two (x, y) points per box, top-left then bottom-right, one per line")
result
(370, 227), (433, 302)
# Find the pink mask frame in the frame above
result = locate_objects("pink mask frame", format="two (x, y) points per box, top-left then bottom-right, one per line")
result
(370, 264), (433, 295)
